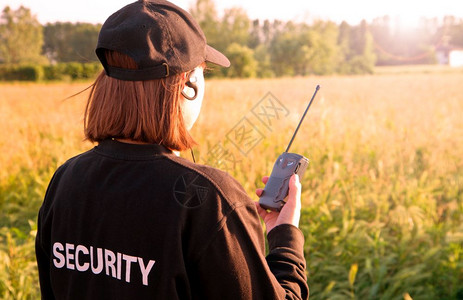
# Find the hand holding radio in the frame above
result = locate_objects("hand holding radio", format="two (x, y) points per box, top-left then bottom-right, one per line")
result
(258, 85), (320, 211)
(256, 174), (301, 232)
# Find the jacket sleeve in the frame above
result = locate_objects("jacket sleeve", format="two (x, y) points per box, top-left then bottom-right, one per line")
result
(267, 224), (309, 299)
(190, 202), (308, 300)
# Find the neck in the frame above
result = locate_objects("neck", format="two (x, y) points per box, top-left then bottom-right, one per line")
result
(115, 138), (149, 145)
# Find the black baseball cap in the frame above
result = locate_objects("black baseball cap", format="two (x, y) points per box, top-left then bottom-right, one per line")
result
(96, 0), (230, 81)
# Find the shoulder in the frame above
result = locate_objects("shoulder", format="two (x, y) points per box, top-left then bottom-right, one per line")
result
(165, 155), (253, 210)
(52, 148), (95, 176)
(45, 147), (104, 193)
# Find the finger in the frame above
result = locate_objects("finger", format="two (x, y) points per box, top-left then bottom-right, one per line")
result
(287, 174), (301, 208)
(255, 188), (263, 197)
(255, 203), (268, 218)
(262, 176), (269, 184)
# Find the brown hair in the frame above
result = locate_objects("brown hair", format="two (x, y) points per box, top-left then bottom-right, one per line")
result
(84, 50), (196, 151)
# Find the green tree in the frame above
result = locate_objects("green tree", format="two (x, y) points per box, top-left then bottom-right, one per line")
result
(353, 20), (376, 73)
(43, 22), (100, 63)
(189, 0), (377, 77)
(0, 6), (46, 65)
(248, 19), (261, 49)
(337, 21), (352, 72)
(269, 22), (301, 76)
(307, 21), (341, 75)
(339, 20), (376, 73)
(189, 0), (221, 51)
(269, 21), (340, 76)
(219, 7), (251, 51)
(253, 44), (274, 77)
(224, 43), (257, 78)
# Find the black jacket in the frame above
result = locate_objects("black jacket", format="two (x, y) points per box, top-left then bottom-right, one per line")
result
(36, 139), (308, 299)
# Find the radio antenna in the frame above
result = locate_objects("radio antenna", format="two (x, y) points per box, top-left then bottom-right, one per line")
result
(285, 85), (320, 153)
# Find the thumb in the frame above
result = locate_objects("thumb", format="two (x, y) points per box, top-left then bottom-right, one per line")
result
(275, 174), (301, 229)
(287, 174), (301, 209)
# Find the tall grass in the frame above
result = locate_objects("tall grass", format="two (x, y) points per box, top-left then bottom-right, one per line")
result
(1, 67), (462, 299)
(0, 83), (91, 298)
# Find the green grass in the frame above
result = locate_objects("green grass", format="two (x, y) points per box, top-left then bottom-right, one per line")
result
(1, 68), (462, 299)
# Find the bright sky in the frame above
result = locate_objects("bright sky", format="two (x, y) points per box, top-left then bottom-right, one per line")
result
(2, 0), (462, 28)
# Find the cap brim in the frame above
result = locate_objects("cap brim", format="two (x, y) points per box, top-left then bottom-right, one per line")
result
(205, 45), (230, 68)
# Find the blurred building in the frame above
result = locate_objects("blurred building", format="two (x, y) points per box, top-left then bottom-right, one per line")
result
(436, 43), (463, 67)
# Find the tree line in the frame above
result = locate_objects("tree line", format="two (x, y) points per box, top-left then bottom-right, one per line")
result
(1, 1), (463, 80)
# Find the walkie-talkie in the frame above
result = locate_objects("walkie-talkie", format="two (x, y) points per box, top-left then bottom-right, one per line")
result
(259, 85), (320, 211)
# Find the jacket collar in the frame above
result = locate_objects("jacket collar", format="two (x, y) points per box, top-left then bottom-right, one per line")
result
(94, 139), (173, 160)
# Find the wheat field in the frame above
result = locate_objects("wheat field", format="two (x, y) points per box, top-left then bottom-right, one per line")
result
(1, 67), (462, 299)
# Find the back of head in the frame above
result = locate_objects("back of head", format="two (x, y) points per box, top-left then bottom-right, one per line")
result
(85, 0), (230, 151)
(84, 50), (196, 151)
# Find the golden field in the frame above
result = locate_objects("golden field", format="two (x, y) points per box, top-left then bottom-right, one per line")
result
(1, 67), (462, 299)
